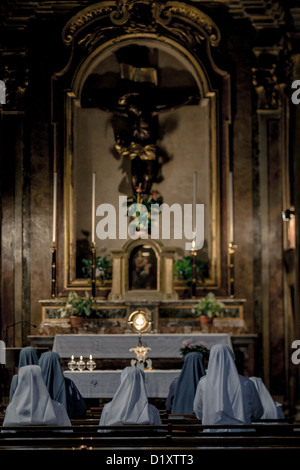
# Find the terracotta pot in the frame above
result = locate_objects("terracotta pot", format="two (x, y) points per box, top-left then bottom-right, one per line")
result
(199, 315), (213, 329)
(70, 315), (84, 328)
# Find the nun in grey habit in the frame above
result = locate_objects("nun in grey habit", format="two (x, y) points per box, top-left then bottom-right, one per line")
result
(3, 365), (71, 427)
(193, 344), (263, 432)
(168, 351), (206, 415)
(39, 350), (87, 419)
(9, 346), (39, 402)
(249, 376), (285, 420)
(99, 366), (162, 430)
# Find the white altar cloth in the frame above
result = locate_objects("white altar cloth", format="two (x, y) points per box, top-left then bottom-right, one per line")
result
(64, 369), (181, 398)
(53, 333), (231, 359)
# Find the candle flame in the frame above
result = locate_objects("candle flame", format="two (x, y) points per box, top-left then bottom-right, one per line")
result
(134, 313), (146, 331)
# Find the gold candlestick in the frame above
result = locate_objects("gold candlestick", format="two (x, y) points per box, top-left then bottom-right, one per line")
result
(191, 241), (197, 299)
(91, 242), (96, 299)
(228, 241), (237, 298)
(92, 173), (96, 244)
(51, 243), (56, 298)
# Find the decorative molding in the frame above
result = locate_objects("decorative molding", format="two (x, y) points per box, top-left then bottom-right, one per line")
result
(0, 0), (289, 32)
(206, 0), (286, 27)
(252, 46), (293, 111)
(0, 50), (29, 110)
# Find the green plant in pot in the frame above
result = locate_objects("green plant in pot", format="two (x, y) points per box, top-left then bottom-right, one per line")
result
(60, 291), (93, 327)
(192, 292), (225, 328)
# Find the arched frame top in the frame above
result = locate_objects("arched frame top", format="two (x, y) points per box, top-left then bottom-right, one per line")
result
(72, 34), (212, 101)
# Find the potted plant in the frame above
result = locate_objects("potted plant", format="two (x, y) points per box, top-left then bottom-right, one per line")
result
(59, 291), (94, 328)
(192, 292), (225, 329)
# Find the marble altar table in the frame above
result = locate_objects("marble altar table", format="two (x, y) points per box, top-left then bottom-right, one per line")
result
(64, 369), (181, 398)
(53, 333), (232, 359)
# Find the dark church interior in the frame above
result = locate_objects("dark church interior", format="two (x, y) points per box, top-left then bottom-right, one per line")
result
(1, 0), (300, 460)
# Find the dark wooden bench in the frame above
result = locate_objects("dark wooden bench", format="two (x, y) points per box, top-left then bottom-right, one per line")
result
(1, 423), (300, 445)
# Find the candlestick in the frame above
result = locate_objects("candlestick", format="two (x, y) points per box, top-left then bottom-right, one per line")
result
(67, 355), (76, 371)
(228, 171), (233, 242)
(191, 239), (197, 298)
(51, 243), (56, 298)
(76, 356), (86, 371)
(193, 171), (197, 233)
(91, 242), (96, 299)
(87, 354), (96, 371)
(92, 173), (96, 244)
(52, 172), (57, 243)
(228, 241), (237, 298)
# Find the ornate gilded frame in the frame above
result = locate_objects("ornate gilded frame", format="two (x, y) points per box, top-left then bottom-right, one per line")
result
(52, 0), (231, 295)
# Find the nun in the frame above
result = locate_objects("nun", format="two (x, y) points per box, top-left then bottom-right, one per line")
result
(99, 366), (162, 430)
(9, 346), (39, 402)
(3, 365), (71, 427)
(169, 351), (206, 415)
(249, 376), (285, 420)
(193, 344), (263, 432)
(39, 350), (87, 419)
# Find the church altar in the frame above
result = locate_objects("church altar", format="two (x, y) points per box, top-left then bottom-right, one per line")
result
(52, 333), (232, 359)
(64, 369), (181, 398)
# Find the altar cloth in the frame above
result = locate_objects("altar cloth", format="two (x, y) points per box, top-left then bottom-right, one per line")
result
(64, 369), (181, 398)
(53, 333), (232, 359)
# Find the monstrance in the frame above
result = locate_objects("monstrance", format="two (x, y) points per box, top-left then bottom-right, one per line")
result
(128, 309), (152, 369)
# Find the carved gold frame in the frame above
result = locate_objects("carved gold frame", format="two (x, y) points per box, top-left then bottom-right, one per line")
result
(53, 1), (230, 294)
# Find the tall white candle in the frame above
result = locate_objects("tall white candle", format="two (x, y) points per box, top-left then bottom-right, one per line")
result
(229, 171), (233, 241)
(92, 173), (96, 244)
(52, 172), (57, 243)
(193, 172), (197, 233)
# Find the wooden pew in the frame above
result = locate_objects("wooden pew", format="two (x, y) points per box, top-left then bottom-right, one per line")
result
(1, 423), (300, 448)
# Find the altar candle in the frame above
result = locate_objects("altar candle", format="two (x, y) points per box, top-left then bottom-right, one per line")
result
(52, 172), (57, 243)
(229, 171), (233, 241)
(92, 173), (96, 244)
(90, 354), (93, 360)
(193, 172), (197, 233)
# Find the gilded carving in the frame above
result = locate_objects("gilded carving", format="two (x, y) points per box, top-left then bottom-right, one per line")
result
(62, 0), (220, 49)
(62, 3), (115, 45)
(252, 65), (281, 110)
(57, 0), (227, 292)
(159, 3), (220, 46)
(252, 48), (293, 110)
(0, 55), (29, 110)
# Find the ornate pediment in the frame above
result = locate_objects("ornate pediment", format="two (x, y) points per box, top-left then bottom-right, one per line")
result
(0, 0), (289, 31)
(61, 0), (221, 51)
